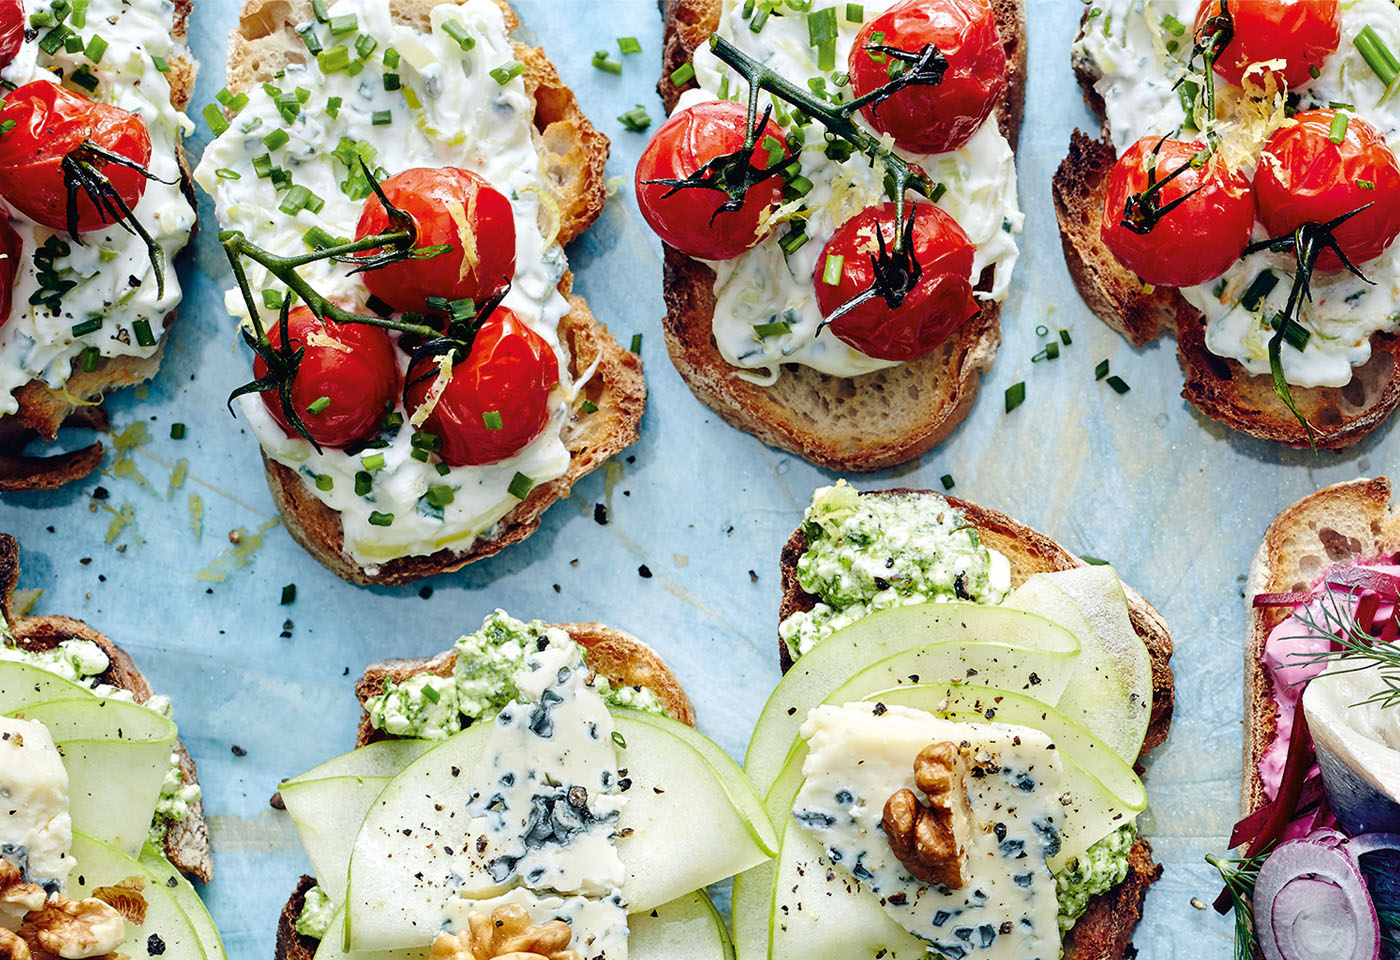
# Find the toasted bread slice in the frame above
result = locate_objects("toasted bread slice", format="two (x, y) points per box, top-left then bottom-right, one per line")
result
(1054, 35), (1400, 450)
(776, 488), (1174, 960)
(0, 6), (198, 492)
(225, 0), (643, 585)
(655, 0), (1024, 472)
(0, 533), (212, 881)
(1242, 477), (1400, 820)
(274, 621), (694, 959)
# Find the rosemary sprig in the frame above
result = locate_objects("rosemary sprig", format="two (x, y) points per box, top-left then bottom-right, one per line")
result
(1207, 848), (1269, 960)
(1275, 584), (1400, 709)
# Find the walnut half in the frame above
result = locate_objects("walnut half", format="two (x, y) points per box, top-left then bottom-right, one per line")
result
(430, 904), (581, 960)
(20, 895), (126, 959)
(881, 741), (975, 888)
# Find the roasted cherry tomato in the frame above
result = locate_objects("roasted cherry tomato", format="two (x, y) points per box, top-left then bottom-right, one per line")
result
(0, 216), (20, 322)
(355, 167), (516, 315)
(405, 308), (560, 466)
(848, 0), (1008, 155)
(634, 99), (787, 261)
(813, 202), (978, 361)
(1099, 136), (1255, 288)
(1255, 110), (1400, 271)
(256, 306), (400, 448)
(0, 81), (154, 232)
(0, 0), (24, 71)
(1194, 0), (1339, 91)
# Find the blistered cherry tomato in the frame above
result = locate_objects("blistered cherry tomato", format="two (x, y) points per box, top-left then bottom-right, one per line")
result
(355, 167), (516, 314)
(634, 99), (787, 261)
(0, 217), (20, 322)
(848, 0), (1008, 155)
(813, 201), (978, 361)
(0, 0), (25, 70)
(1194, 0), (1339, 91)
(1255, 110), (1400, 271)
(0, 82), (154, 232)
(1100, 136), (1255, 287)
(256, 306), (400, 448)
(405, 308), (560, 466)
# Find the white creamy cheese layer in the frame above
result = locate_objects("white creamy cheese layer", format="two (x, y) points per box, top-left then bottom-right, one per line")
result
(0, 0), (194, 417)
(1076, 0), (1400, 388)
(794, 702), (1063, 960)
(682, 0), (1022, 382)
(195, 0), (575, 569)
(0, 716), (73, 912)
(441, 888), (629, 960)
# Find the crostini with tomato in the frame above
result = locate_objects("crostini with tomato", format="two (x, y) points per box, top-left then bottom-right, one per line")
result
(1058, 0), (1400, 449)
(0, 0), (197, 490)
(195, 0), (643, 585)
(650, 0), (1025, 471)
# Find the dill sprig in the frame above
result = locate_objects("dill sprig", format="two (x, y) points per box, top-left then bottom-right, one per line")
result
(1274, 584), (1400, 709)
(1207, 849), (1268, 960)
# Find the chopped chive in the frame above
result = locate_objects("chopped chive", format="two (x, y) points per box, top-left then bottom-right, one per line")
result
(845, 2), (863, 20)
(1161, 12), (1185, 35)
(202, 103), (229, 135)
(262, 128), (290, 151)
(425, 485), (455, 508)
(80, 346), (100, 372)
(410, 430), (440, 452)
(786, 175), (814, 197)
(84, 34), (106, 63)
(1004, 381), (1025, 413)
(670, 61), (695, 86)
(362, 452), (385, 471)
(317, 45), (350, 72)
(62, 33), (82, 54)
(482, 410), (503, 431)
(817, 41), (836, 71)
(383, 72), (400, 91)
(1355, 25), (1400, 87)
(38, 26), (70, 56)
(70, 66), (98, 91)
(0, 120), (14, 136)
(778, 227), (808, 255)
(370, 109), (392, 125)
(251, 153), (273, 178)
(1095, 359), (1110, 380)
(1329, 100), (1355, 110)
(753, 321), (791, 338)
(151, 53), (170, 72)
(354, 32), (376, 58)
(280, 583), (296, 604)
(580, 399), (598, 414)
(132, 318), (155, 348)
(807, 7), (838, 46)
(435, 461), (450, 476)
(618, 36), (641, 54)
(325, 96), (342, 117)
(1329, 111), (1349, 144)
(215, 167), (241, 180)
(1059, 329), (1071, 345)
(314, 473), (333, 491)
(507, 472), (533, 500)
(354, 471), (372, 496)
(1270, 313), (1312, 352)
(618, 105), (651, 132)
(368, 511), (394, 526)
(29, 12), (52, 26)
(1105, 375), (1131, 394)
(327, 13), (356, 34)
(1241, 270), (1279, 311)
(312, 0), (328, 20)
(490, 61), (525, 84)
(592, 49), (622, 74)
(821, 253), (844, 285)
(1358, 178), (1377, 189)
(441, 19), (475, 51)
(170, 422), (186, 440)
(630, 333), (642, 353)
(299, 25), (323, 54)
(940, 474), (954, 490)
(750, 6), (770, 32)
(72, 317), (102, 337)
(306, 395), (331, 415)
(383, 47), (399, 68)
(279, 184), (312, 214)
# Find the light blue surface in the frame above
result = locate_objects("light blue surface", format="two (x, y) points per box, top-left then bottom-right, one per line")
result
(0, 1), (1392, 958)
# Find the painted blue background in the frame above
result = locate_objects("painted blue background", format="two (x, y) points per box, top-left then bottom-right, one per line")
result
(0, 1), (1391, 957)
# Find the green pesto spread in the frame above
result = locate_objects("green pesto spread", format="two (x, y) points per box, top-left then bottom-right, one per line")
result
(366, 611), (667, 740)
(778, 481), (1012, 659)
(150, 753), (202, 841)
(295, 884), (336, 940)
(1053, 823), (1138, 932)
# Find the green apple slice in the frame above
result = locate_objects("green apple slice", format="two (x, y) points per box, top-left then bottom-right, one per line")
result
(68, 832), (207, 960)
(746, 603), (1083, 796)
(630, 890), (734, 960)
(730, 862), (774, 960)
(282, 774), (395, 904)
(0, 660), (96, 712)
(284, 739), (434, 786)
(1005, 567), (1152, 762)
(138, 845), (227, 960)
(11, 697), (176, 856)
(313, 907), (428, 960)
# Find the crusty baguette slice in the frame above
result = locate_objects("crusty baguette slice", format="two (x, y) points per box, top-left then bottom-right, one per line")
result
(1054, 38), (1400, 450)
(1241, 477), (1400, 821)
(274, 621), (695, 960)
(776, 488), (1174, 960)
(0, 6), (199, 492)
(655, 0), (1024, 472)
(226, 0), (643, 585)
(0, 533), (212, 882)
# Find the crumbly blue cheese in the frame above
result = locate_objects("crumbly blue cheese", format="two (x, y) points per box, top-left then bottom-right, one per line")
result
(679, 0), (1022, 382)
(440, 887), (629, 960)
(1075, 0), (1400, 388)
(794, 703), (1063, 960)
(0, 0), (195, 417)
(194, 0), (578, 571)
(0, 717), (74, 914)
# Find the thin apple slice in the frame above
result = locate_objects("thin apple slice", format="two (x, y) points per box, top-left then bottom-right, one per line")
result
(68, 832), (207, 960)
(11, 697), (176, 856)
(730, 862), (774, 960)
(283, 739), (434, 787)
(138, 845), (227, 960)
(0, 660), (96, 712)
(282, 774), (395, 903)
(313, 907), (428, 960)
(746, 603), (1082, 796)
(630, 890), (734, 960)
(1005, 567), (1152, 762)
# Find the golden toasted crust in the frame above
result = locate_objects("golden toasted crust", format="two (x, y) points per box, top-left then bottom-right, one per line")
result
(229, 0), (641, 584)
(1242, 478), (1400, 819)
(0, 534), (212, 881)
(0, 4), (197, 491)
(654, 0), (1024, 471)
(274, 876), (318, 960)
(776, 490), (1174, 959)
(1055, 36), (1400, 450)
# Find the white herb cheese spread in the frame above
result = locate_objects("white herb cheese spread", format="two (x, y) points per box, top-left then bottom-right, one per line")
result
(195, 0), (578, 570)
(679, 0), (1021, 382)
(0, 0), (194, 417)
(1075, 0), (1400, 388)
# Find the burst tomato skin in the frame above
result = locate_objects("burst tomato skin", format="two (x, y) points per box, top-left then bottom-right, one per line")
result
(1255, 109), (1400, 271)
(256, 306), (401, 449)
(848, 0), (1008, 155)
(0, 82), (154, 232)
(1099, 136), (1255, 288)
(355, 167), (517, 315)
(813, 201), (978, 362)
(634, 99), (787, 261)
(0, 216), (20, 322)
(0, 0), (24, 70)
(1194, 0), (1340, 91)
(405, 308), (560, 467)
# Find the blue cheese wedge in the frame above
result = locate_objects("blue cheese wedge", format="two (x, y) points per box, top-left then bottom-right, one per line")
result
(440, 887), (629, 960)
(793, 702), (1064, 960)
(0, 716), (73, 914)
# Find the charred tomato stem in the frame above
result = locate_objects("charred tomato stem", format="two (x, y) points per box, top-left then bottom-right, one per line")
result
(1181, 0), (1234, 146)
(819, 207), (923, 329)
(1119, 137), (1211, 235)
(843, 43), (949, 114)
